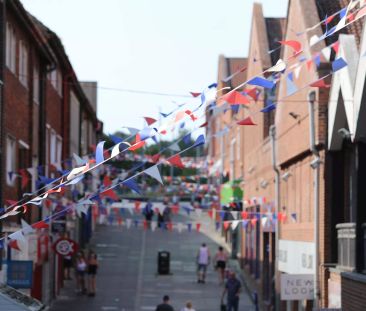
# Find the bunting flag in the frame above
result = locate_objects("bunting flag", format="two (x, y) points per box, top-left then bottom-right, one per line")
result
(73, 153), (87, 166)
(151, 153), (160, 163)
(193, 135), (205, 148)
(279, 40), (302, 54)
(169, 142), (180, 152)
(332, 57), (348, 72)
(190, 92), (201, 98)
(167, 154), (184, 169)
(286, 74), (298, 96)
(241, 211), (248, 219)
(122, 178), (141, 194)
(231, 220), (240, 230)
(261, 101), (276, 113)
(250, 218), (258, 226)
(215, 221), (221, 231)
(199, 121), (208, 128)
(183, 133), (191, 145)
(310, 78), (331, 88)
(19, 169), (30, 189)
(95, 141), (106, 165)
(222, 91), (249, 105)
(32, 221), (49, 229)
(21, 219), (35, 235)
(291, 213), (297, 222)
(246, 88), (260, 101)
(109, 135), (124, 144)
(223, 221), (230, 230)
(237, 116), (257, 126)
(8, 240), (21, 251)
(267, 59), (287, 73)
(125, 127), (140, 136)
(247, 77), (275, 89)
(144, 117), (157, 125)
(144, 165), (164, 185)
(242, 220), (249, 228)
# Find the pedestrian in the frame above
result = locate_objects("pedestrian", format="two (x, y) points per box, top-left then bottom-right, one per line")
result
(196, 243), (210, 283)
(75, 251), (87, 294)
(155, 295), (175, 311)
(215, 246), (229, 285)
(143, 200), (154, 227)
(180, 301), (195, 311)
(221, 271), (241, 311)
(87, 250), (98, 296)
(63, 254), (73, 280)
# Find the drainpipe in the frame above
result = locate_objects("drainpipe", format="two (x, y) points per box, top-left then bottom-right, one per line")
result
(308, 91), (320, 308)
(270, 125), (280, 311)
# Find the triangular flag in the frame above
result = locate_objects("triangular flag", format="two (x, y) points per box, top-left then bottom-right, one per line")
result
(294, 65), (302, 79)
(332, 57), (348, 72)
(167, 154), (184, 169)
(73, 153), (87, 166)
(261, 102), (276, 113)
(245, 88), (260, 101)
(219, 211), (226, 220)
(222, 91), (249, 105)
(151, 221), (157, 232)
(9, 230), (26, 243)
(261, 217), (268, 228)
(183, 133), (191, 145)
(247, 77), (275, 89)
(21, 219), (35, 235)
(144, 165), (164, 185)
(223, 221), (230, 230)
(241, 211), (248, 219)
(95, 141), (105, 165)
(279, 40), (302, 53)
(310, 78), (331, 88)
(125, 127), (139, 136)
(237, 116), (257, 126)
(286, 75), (298, 96)
(322, 46), (331, 62)
(122, 178), (141, 194)
(231, 211), (238, 220)
(190, 92), (201, 98)
(208, 210), (213, 219)
(32, 221), (49, 229)
(242, 220), (249, 228)
(8, 239), (21, 251)
(109, 134), (124, 144)
(332, 41), (340, 54)
(169, 142), (180, 152)
(267, 59), (287, 73)
(250, 218), (258, 226)
(231, 220), (240, 230)
(196, 223), (201, 232)
(144, 117), (157, 125)
(291, 213), (297, 222)
(193, 135), (205, 148)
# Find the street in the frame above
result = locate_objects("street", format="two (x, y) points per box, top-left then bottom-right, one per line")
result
(50, 212), (254, 311)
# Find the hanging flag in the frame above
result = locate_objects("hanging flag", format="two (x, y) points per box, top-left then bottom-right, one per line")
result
(242, 220), (249, 228)
(144, 165), (164, 185)
(169, 142), (180, 152)
(167, 154), (184, 169)
(122, 178), (141, 194)
(151, 153), (160, 163)
(183, 133), (191, 145)
(286, 74), (298, 96)
(32, 221), (49, 229)
(199, 121), (208, 128)
(109, 135), (124, 144)
(279, 40), (302, 54)
(144, 117), (157, 126)
(246, 88), (260, 101)
(95, 141), (106, 165)
(247, 77), (275, 89)
(140, 127), (154, 141)
(332, 57), (348, 72)
(237, 116), (257, 126)
(241, 211), (248, 219)
(267, 59), (287, 73)
(223, 221), (230, 230)
(193, 135), (205, 148)
(250, 218), (258, 226)
(310, 78), (331, 88)
(261, 101), (276, 113)
(73, 153), (87, 166)
(196, 223), (201, 232)
(190, 92), (201, 98)
(222, 91), (249, 105)
(291, 213), (297, 222)
(21, 219), (35, 235)
(231, 220), (240, 230)
(8, 239), (21, 251)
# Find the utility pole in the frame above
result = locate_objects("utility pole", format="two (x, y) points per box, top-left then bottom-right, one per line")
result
(270, 125), (280, 311)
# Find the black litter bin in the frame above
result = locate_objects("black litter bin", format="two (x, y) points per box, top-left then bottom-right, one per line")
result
(157, 251), (170, 275)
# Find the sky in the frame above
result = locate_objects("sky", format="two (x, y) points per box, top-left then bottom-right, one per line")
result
(21, 0), (288, 135)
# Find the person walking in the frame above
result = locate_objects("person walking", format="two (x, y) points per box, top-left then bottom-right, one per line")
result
(75, 251), (87, 294)
(155, 295), (175, 311)
(215, 246), (229, 285)
(180, 301), (195, 311)
(196, 243), (210, 283)
(143, 200), (154, 227)
(221, 271), (241, 311)
(87, 250), (98, 296)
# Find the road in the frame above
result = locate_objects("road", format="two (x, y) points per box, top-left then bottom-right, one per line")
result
(50, 211), (254, 311)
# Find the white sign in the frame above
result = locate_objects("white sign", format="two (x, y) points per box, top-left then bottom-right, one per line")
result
(279, 240), (315, 274)
(281, 274), (314, 301)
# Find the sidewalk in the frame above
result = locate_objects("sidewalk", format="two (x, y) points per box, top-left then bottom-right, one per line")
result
(50, 210), (255, 311)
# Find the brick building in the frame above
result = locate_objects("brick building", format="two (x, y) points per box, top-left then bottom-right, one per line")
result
(0, 0), (101, 305)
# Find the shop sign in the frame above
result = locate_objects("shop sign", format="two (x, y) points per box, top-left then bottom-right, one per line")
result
(53, 238), (78, 257)
(279, 240), (315, 274)
(7, 260), (33, 289)
(51, 220), (66, 234)
(281, 274), (314, 301)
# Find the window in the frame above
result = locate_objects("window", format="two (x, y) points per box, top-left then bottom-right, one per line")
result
(33, 65), (39, 104)
(49, 69), (62, 95)
(56, 136), (62, 166)
(6, 23), (16, 73)
(6, 136), (16, 186)
(50, 129), (57, 165)
(19, 40), (28, 87)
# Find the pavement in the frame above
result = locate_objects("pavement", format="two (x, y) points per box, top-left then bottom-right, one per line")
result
(50, 210), (255, 311)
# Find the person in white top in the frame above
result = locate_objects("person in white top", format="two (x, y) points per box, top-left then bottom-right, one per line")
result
(196, 243), (210, 283)
(215, 246), (229, 285)
(181, 301), (195, 311)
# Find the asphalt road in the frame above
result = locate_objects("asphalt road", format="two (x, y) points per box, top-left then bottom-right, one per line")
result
(50, 212), (254, 311)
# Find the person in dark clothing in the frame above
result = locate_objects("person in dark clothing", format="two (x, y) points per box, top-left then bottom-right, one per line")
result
(143, 201), (154, 227)
(222, 271), (241, 311)
(156, 295), (174, 311)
